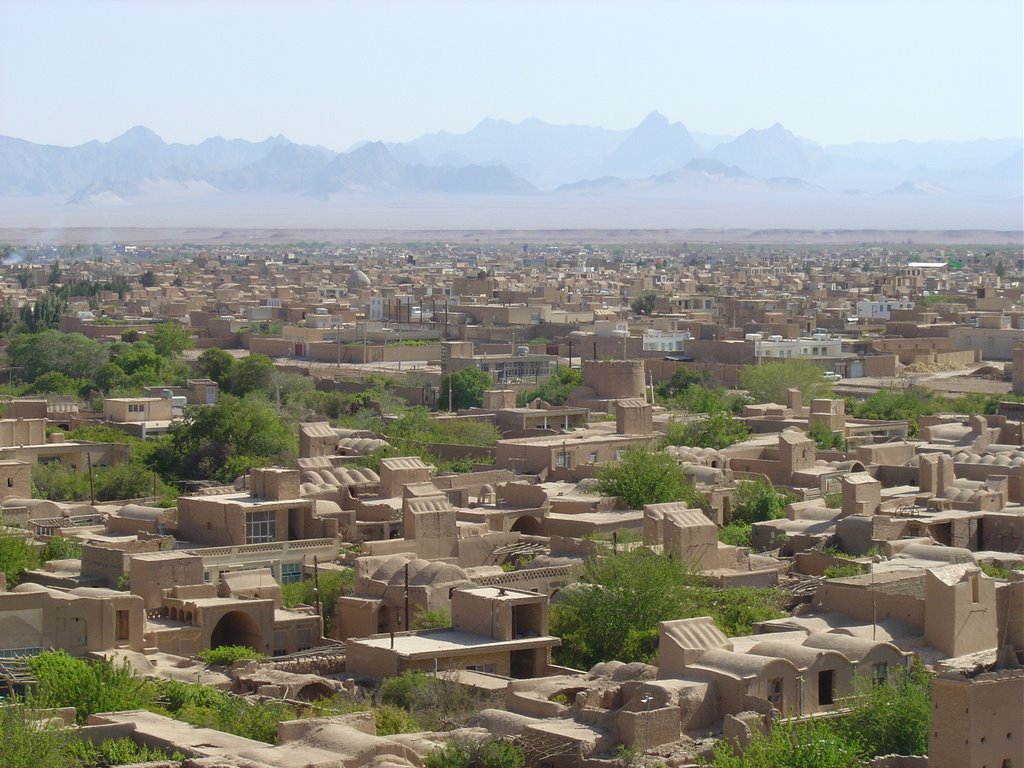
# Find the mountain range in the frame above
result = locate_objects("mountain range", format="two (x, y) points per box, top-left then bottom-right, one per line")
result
(0, 113), (1020, 230)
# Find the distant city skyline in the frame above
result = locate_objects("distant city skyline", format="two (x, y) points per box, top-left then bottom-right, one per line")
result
(1, 0), (1021, 150)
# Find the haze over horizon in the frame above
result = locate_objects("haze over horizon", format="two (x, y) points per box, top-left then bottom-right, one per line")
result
(2, 0), (1021, 150)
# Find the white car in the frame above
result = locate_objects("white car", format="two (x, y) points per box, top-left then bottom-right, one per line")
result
(823, 372), (842, 382)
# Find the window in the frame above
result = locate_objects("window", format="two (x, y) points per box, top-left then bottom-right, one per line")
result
(555, 451), (568, 468)
(280, 562), (302, 584)
(128, 403), (146, 413)
(590, 452), (599, 464)
(767, 678), (783, 708)
(467, 663), (496, 674)
(245, 510), (276, 544)
(872, 662), (887, 685)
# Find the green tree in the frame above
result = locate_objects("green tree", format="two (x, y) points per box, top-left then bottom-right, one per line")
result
(662, 411), (750, 449)
(149, 322), (193, 358)
(94, 362), (128, 392)
(154, 393), (296, 483)
(630, 290), (657, 316)
(738, 358), (832, 405)
(595, 445), (699, 510)
(0, 528), (41, 583)
(227, 354), (275, 396)
(730, 477), (795, 525)
(0, 705), (76, 768)
(517, 366), (582, 405)
(7, 330), (107, 382)
(809, 422), (845, 450)
(836, 663), (932, 757)
(29, 371), (86, 396)
(195, 348), (237, 386)
(551, 548), (693, 667)
(280, 568), (352, 636)
(655, 367), (712, 400)
(27, 652), (154, 724)
(438, 366), (492, 410)
(41, 536), (82, 561)
(139, 269), (158, 287)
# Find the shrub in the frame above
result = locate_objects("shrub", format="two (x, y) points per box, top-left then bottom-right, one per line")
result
(718, 522), (752, 548)
(595, 446), (702, 510)
(68, 737), (183, 766)
(41, 536), (82, 561)
(411, 608), (451, 630)
(373, 704), (421, 735)
(280, 569), (352, 636)
(424, 737), (525, 768)
(0, 704), (75, 768)
(197, 645), (265, 666)
(27, 652), (154, 724)
(730, 478), (796, 525)
(0, 528), (42, 583)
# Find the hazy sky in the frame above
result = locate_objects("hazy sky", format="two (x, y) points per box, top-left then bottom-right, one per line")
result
(2, 0), (1021, 149)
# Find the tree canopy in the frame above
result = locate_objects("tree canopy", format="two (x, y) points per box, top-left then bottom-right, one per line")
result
(738, 358), (832, 406)
(153, 393), (296, 483)
(595, 445), (705, 510)
(551, 548), (786, 669)
(7, 331), (107, 382)
(438, 366), (492, 410)
(630, 290), (657, 316)
(517, 366), (582, 405)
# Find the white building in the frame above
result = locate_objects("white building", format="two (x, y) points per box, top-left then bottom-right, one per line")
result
(749, 333), (842, 360)
(643, 329), (691, 353)
(855, 298), (915, 320)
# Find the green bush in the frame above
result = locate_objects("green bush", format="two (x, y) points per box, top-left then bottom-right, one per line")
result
(662, 411), (750, 449)
(718, 522), (752, 548)
(517, 367), (582, 406)
(730, 478), (796, 525)
(424, 737), (525, 768)
(377, 671), (473, 730)
(705, 718), (863, 768)
(27, 652), (154, 724)
(41, 536), (83, 561)
(411, 608), (451, 630)
(197, 645), (265, 666)
(823, 563), (864, 579)
(0, 528), (42, 584)
(68, 737), (183, 767)
(0, 704), (76, 768)
(373, 704), (421, 735)
(552, 548), (787, 669)
(596, 446), (706, 510)
(280, 569), (352, 636)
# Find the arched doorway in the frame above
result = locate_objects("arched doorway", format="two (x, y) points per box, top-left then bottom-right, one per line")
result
(209, 610), (263, 651)
(510, 515), (543, 535)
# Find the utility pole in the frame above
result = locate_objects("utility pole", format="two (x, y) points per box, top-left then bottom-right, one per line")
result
(86, 453), (95, 505)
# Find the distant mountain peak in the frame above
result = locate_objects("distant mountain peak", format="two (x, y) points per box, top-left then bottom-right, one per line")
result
(110, 125), (165, 146)
(639, 110), (670, 127)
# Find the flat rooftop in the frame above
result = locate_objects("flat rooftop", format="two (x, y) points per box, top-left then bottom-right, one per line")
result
(351, 629), (558, 660)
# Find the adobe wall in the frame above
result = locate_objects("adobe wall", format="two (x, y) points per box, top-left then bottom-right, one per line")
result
(581, 360), (646, 400)
(929, 670), (1024, 768)
(813, 581), (925, 628)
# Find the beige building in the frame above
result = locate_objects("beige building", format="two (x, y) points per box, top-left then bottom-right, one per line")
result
(929, 668), (1024, 768)
(0, 583), (145, 657)
(345, 586), (559, 682)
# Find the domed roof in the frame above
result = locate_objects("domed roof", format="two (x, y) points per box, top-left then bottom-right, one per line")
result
(347, 269), (371, 290)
